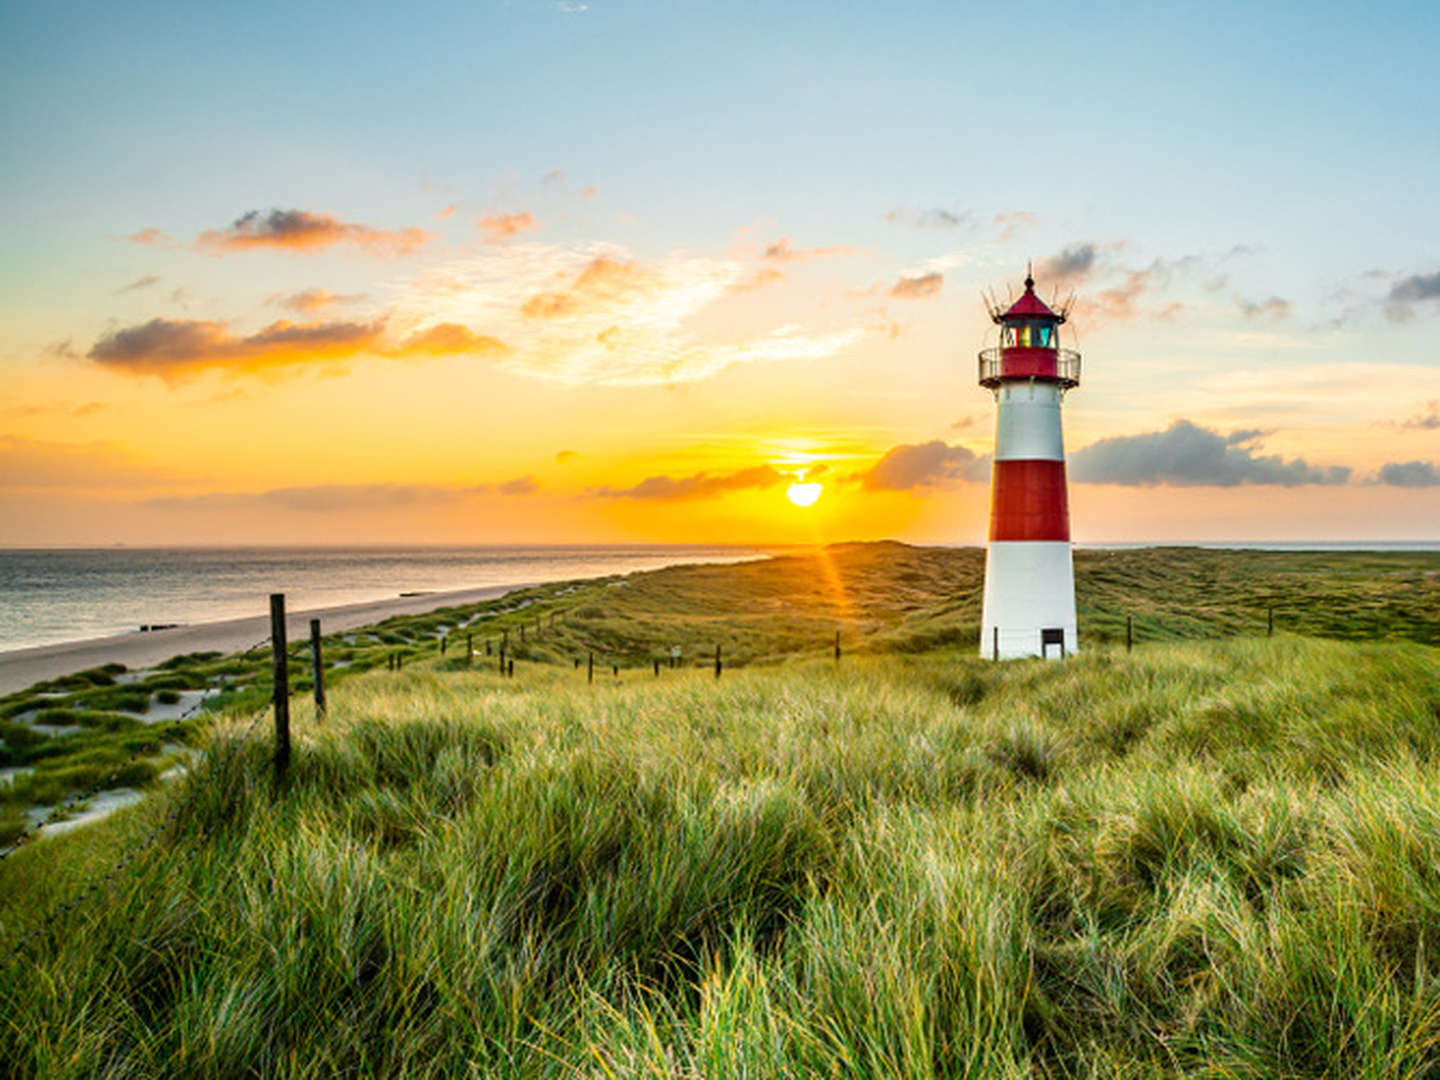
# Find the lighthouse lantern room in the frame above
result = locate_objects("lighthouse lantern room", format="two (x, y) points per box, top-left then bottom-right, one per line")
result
(977, 271), (1081, 660)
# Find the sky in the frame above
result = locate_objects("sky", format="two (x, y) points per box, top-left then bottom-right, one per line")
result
(2, 0), (1438, 546)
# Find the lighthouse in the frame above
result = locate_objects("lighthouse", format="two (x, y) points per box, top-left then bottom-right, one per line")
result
(978, 271), (1081, 660)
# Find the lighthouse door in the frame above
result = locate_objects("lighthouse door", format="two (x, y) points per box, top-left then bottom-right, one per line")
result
(1041, 627), (1065, 659)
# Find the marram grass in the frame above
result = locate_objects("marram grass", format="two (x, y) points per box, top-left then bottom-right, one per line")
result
(3, 636), (1440, 1077)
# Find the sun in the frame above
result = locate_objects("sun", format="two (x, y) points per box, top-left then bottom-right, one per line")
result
(786, 481), (823, 507)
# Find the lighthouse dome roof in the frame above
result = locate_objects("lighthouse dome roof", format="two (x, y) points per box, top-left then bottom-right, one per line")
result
(1000, 273), (1062, 321)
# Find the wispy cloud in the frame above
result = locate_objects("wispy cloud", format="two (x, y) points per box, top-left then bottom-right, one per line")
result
(148, 479), (540, 513)
(479, 211), (538, 244)
(125, 227), (177, 248)
(1237, 296), (1292, 321)
(889, 271), (943, 299)
(115, 275), (161, 295)
(1398, 400), (1440, 430)
(594, 465), (787, 500)
(1070, 420), (1350, 486)
(267, 288), (367, 314)
(761, 237), (855, 263)
(391, 242), (866, 386)
(1037, 243), (1099, 288)
(884, 207), (971, 229)
(198, 209), (432, 256)
(88, 317), (506, 380)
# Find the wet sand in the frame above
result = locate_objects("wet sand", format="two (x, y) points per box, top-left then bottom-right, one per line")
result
(0, 581), (537, 696)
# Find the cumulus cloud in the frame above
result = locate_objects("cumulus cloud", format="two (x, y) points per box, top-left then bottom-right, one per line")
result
(1037, 243), (1099, 287)
(1070, 420), (1350, 487)
(479, 211), (538, 244)
(115, 275), (161, 295)
(268, 288), (367, 314)
(890, 271), (943, 299)
(392, 242), (866, 386)
(860, 441), (990, 491)
(1378, 461), (1440, 487)
(594, 465), (788, 500)
(1389, 272), (1440, 304)
(198, 209), (432, 256)
(1238, 296), (1292, 321)
(88, 317), (506, 379)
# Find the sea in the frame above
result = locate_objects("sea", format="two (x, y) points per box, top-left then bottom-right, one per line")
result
(0, 545), (768, 654)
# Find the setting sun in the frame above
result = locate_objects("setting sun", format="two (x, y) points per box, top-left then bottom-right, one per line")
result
(786, 481), (823, 507)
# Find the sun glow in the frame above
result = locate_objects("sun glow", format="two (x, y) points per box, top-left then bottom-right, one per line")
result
(786, 481), (823, 507)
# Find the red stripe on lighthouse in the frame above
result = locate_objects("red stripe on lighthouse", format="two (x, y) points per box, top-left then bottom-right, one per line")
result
(989, 459), (1070, 541)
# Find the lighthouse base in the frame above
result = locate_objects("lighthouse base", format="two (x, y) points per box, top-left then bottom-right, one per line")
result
(979, 541), (1078, 660)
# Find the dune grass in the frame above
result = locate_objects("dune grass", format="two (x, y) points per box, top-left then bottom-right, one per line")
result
(2, 624), (1440, 1076)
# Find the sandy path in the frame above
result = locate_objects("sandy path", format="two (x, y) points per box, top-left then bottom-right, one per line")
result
(0, 582), (539, 695)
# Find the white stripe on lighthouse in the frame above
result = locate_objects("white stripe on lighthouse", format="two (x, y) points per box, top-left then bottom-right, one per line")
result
(993, 381), (1065, 461)
(980, 542), (1077, 659)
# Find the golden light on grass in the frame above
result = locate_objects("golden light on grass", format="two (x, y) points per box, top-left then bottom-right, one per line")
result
(786, 481), (823, 507)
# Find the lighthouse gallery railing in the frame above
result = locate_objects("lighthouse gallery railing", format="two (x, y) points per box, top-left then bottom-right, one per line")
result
(978, 347), (1081, 389)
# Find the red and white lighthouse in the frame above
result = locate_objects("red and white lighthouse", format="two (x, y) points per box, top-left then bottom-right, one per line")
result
(978, 271), (1081, 660)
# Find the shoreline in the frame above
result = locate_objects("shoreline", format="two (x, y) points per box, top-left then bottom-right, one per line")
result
(0, 581), (542, 696)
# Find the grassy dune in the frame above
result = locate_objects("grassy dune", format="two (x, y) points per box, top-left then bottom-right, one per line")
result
(2, 544), (1439, 1076)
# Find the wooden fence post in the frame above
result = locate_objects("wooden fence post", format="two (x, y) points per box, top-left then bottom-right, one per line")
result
(588, 652), (594, 684)
(654, 659), (660, 677)
(309, 618), (326, 720)
(1126, 615), (1133, 654)
(441, 635), (447, 655)
(715, 644), (722, 679)
(270, 594), (290, 787)
(466, 633), (473, 666)
(834, 629), (841, 662)
(1268, 607), (1274, 637)
(508, 659), (514, 678)
(992, 626), (999, 661)
(396, 651), (403, 671)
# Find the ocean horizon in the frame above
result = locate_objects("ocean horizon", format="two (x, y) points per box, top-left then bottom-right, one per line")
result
(2, 540), (1436, 655)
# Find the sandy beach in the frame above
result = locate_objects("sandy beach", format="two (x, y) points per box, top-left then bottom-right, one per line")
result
(0, 581), (538, 695)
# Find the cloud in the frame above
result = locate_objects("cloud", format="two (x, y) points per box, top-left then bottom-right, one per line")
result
(762, 237), (855, 263)
(1037, 243), (1099, 287)
(125, 227), (176, 248)
(541, 169), (565, 185)
(268, 288), (367, 314)
(1377, 461), (1440, 487)
(149, 479), (539, 513)
(1399, 401), (1440, 430)
(993, 211), (1038, 239)
(88, 317), (506, 379)
(436, 203), (458, 219)
(594, 465), (788, 500)
(555, 449), (580, 464)
(44, 339), (79, 360)
(198, 209), (431, 256)
(950, 415), (979, 430)
(1389, 272), (1440, 304)
(1070, 420), (1350, 487)
(728, 266), (787, 294)
(390, 241), (867, 386)
(1238, 296), (1292, 321)
(115, 275), (161, 295)
(889, 271), (943, 299)
(885, 208), (971, 229)
(860, 441), (990, 491)
(479, 211), (538, 244)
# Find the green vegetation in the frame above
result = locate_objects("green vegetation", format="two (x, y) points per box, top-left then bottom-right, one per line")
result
(1, 544), (1438, 1076)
